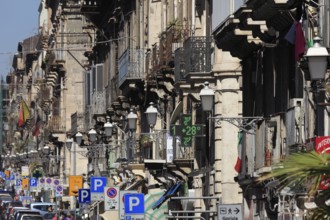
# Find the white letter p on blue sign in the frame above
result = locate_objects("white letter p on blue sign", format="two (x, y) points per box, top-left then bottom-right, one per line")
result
(129, 197), (140, 211)
(124, 193), (144, 215)
(94, 179), (102, 191)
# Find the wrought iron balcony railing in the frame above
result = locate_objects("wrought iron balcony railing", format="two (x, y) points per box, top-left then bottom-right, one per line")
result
(91, 89), (106, 115)
(183, 36), (212, 74)
(118, 49), (145, 87)
(48, 115), (66, 133)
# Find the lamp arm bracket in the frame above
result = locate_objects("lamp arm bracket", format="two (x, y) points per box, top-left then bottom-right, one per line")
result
(208, 116), (263, 134)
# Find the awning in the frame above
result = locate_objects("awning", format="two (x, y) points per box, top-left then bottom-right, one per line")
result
(145, 190), (167, 220)
(152, 183), (182, 210)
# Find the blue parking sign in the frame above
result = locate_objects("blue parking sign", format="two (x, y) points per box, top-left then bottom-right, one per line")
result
(78, 189), (91, 204)
(30, 178), (37, 187)
(124, 193), (144, 214)
(16, 179), (22, 186)
(90, 177), (107, 193)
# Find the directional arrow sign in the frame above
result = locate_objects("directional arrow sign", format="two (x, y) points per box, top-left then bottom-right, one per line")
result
(217, 204), (242, 220)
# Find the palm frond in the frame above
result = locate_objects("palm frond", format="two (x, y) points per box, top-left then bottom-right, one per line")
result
(258, 151), (330, 196)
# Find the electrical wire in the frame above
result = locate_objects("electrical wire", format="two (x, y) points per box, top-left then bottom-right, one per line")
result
(0, 37), (137, 55)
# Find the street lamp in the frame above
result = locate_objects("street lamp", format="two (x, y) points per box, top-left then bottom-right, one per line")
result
(305, 36), (329, 80)
(88, 128), (97, 143)
(127, 109), (138, 130)
(75, 132), (83, 145)
(43, 145), (50, 155)
(305, 36), (329, 136)
(66, 138), (73, 151)
(199, 81), (215, 219)
(104, 118), (113, 137)
(145, 102), (158, 128)
(199, 81), (215, 112)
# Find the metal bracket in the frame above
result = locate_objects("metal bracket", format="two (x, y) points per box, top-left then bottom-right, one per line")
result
(209, 116), (263, 134)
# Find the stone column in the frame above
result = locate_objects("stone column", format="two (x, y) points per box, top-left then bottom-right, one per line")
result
(213, 48), (242, 204)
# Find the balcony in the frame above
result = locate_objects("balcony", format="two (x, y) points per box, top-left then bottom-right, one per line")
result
(39, 87), (51, 113)
(118, 49), (145, 89)
(174, 48), (185, 82)
(138, 130), (168, 161)
(91, 89), (106, 115)
(48, 115), (66, 133)
(158, 25), (184, 69)
(183, 36), (212, 76)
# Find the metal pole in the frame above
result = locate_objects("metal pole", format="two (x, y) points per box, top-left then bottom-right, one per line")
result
(73, 143), (76, 220)
(55, 197), (58, 220)
(97, 201), (99, 220)
(73, 142), (76, 175)
(74, 196), (77, 220)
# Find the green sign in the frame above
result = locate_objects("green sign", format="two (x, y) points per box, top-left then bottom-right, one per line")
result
(170, 114), (203, 147)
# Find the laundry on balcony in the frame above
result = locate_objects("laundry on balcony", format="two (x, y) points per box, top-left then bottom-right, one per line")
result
(152, 182), (182, 210)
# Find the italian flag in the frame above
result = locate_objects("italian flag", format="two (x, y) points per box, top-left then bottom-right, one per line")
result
(234, 131), (243, 173)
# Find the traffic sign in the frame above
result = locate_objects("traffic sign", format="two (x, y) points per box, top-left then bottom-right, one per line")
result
(16, 179), (22, 190)
(124, 193), (144, 215)
(30, 178), (37, 192)
(55, 185), (63, 197)
(217, 204), (242, 220)
(38, 177), (45, 191)
(45, 177), (53, 190)
(90, 177), (107, 201)
(104, 187), (119, 210)
(30, 178), (37, 187)
(54, 179), (60, 186)
(78, 189), (91, 204)
(119, 190), (137, 220)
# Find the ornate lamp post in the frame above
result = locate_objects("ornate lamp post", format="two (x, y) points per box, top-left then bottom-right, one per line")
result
(305, 36), (329, 136)
(145, 102), (158, 129)
(305, 36), (329, 81)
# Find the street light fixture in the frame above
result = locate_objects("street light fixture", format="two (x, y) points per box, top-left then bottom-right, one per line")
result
(88, 128), (97, 143)
(145, 102), (158, 128)
(66, 138), (73, 151)
(127, 109), (138, 130)
(75, 132), (83, 145)
(305, 36), (329, 80)
(199, 81), (215, 112)
(104, 118), (113, 137)
(305, 36), (329, 136)
(43, 145), (50, 155)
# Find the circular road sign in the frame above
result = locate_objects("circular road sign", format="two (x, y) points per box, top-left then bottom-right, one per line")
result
(56, 185), (63, 191)
(46, 178), (52, 184)
(54, 179), (60, 185)
(40, 178), (45, 183)
(107, 188), (118, 198)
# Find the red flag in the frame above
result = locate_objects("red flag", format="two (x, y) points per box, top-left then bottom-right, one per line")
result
(234, 132), (243, 173)
(32, 115), (43, 136)
(18, 99), (30, 127)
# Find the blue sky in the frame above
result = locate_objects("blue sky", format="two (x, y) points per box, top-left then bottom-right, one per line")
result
(0, 0), (40, 76)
